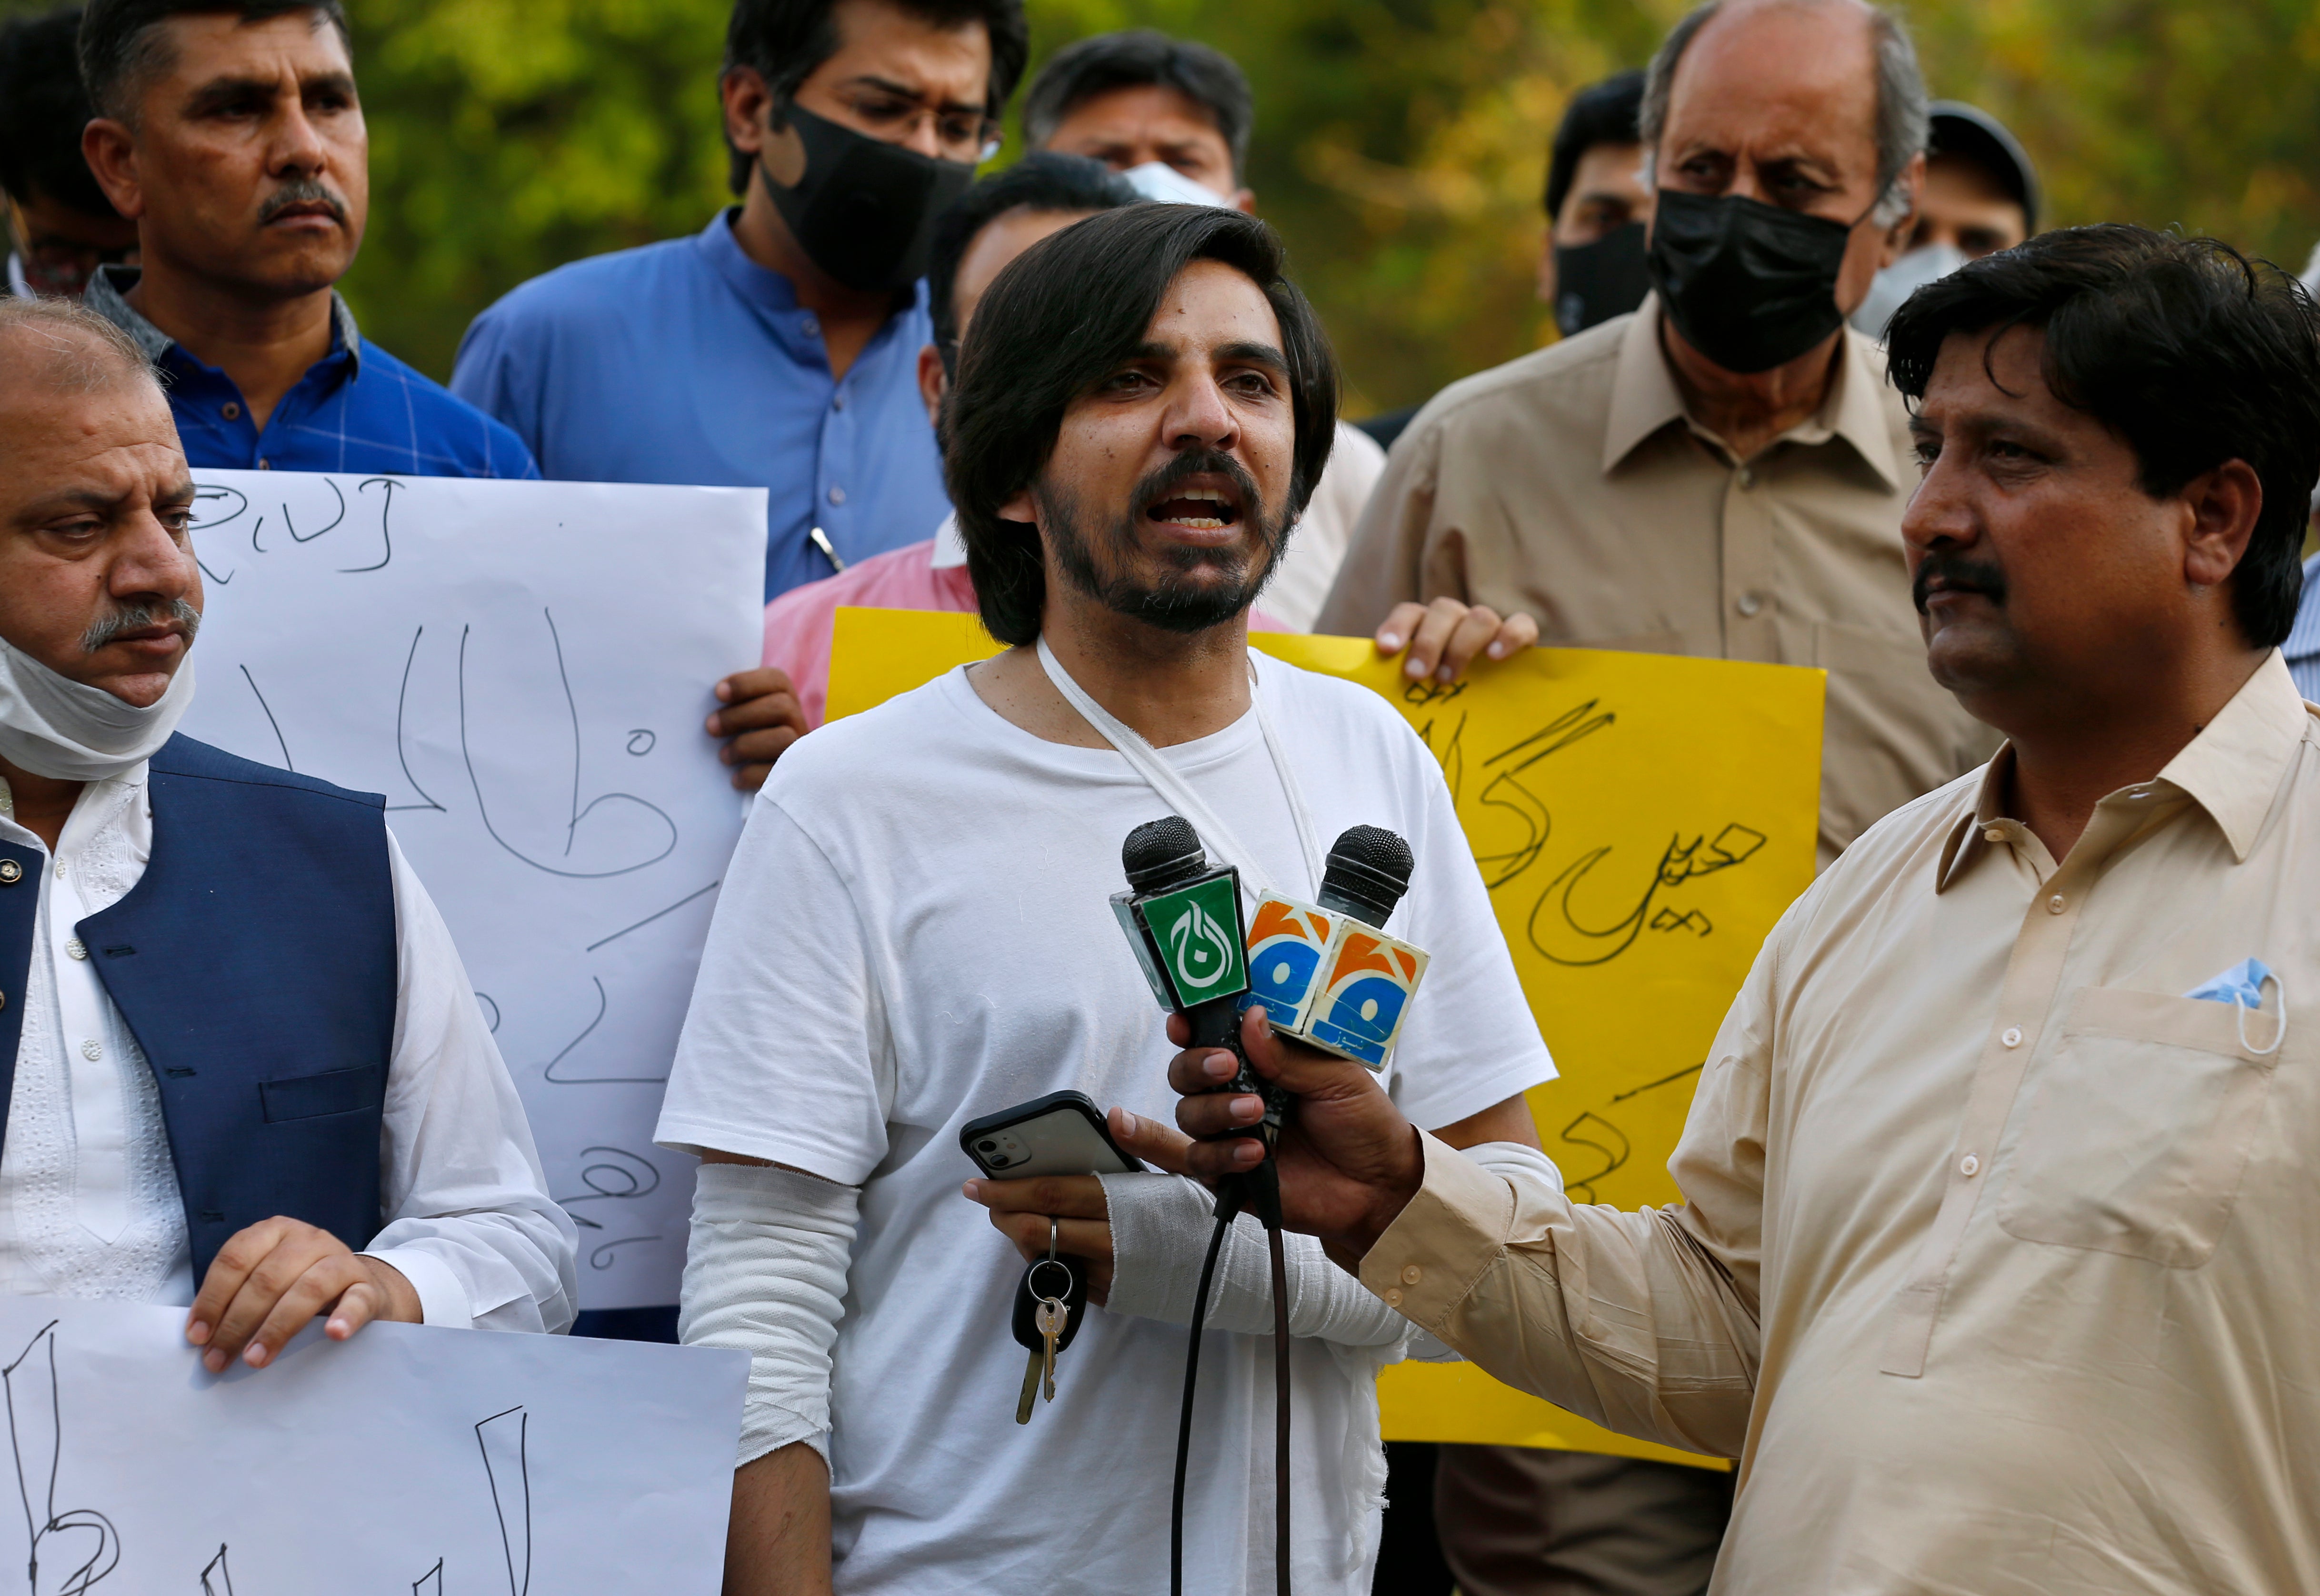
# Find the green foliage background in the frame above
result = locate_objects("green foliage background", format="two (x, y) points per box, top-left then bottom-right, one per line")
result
(15, 0), (2320, 411)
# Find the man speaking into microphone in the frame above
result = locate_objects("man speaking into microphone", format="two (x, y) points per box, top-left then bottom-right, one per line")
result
(655, 202), (1555, 1596)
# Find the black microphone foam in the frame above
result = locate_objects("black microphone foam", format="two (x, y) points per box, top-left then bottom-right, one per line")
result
(1122, 816), (1208, 893)
(1317, 825), (1414, 928)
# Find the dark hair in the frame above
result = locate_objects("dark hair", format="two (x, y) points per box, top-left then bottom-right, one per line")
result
(1886, 224), (2320, 649)
(1022, 30), (1253, 182)
(78, 0), (349, 123)
(0, 8), (118, 219)
(942, 205), (1338, 646)
(1927, 100), (2039, 233)
(722, 0), (1030, 194)
(1544, 69), (1642, 223)
(928, 152), (1140, 370)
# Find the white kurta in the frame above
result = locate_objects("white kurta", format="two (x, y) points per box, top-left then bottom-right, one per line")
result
(0, 766), (577, 1332)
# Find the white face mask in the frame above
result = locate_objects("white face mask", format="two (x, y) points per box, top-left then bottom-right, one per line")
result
(0, 635), (195, 783)
(1120, 161), (1232, 209)
(1850, 242), (1970, 341)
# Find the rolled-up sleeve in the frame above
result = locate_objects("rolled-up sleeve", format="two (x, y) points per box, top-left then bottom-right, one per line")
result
(363, 831), (580, 1334)
(1359, 926), (1782, 1460)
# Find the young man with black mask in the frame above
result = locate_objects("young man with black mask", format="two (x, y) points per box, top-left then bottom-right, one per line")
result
(1536, 69), (1652, 340)
(1319, 2), (1995, 1592)
(451, 0), (1028, 605)
(655, 203), (1556, 1596)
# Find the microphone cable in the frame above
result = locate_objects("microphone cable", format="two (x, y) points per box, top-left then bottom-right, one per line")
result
(1170, 1158), (1292, 1596)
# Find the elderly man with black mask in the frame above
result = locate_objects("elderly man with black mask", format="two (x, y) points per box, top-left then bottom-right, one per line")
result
(0, 298), (574, 1372)
(1319, 1), (1995, 1590)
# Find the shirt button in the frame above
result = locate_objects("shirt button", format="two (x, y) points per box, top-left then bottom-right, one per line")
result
(80, 1039), (102, 1063)
(221, 401), (241, 421)
(1737, 466), (1756, 489)
(1735, 591), (1765, 617)
(2001, 1026), (2023, 1048)
(1983, 826), (2005, 842)
(0, 860), (19, 885)
(1383, 1287), (1404, 1307)
(65, 938), (87, 961)
(832, 394), (846, 411)
(1400, 1264), (1423, 1285)
(1959, 1153), (1981, 1177)
(801, 314), (821, 338)
(828, 486), (846, 506)
(2048, 894), (2066, 914)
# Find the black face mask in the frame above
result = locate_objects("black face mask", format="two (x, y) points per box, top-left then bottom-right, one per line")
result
(1646, 188), (1856, 374)
(1552, 221), (1650, 338)
(760, 104), (976, 294)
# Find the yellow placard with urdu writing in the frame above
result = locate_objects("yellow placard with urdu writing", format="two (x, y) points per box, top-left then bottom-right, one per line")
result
(826, 607), (1824, 1470)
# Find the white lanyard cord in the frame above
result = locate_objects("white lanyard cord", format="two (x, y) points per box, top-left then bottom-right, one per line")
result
(1034, 635), (1324, 897)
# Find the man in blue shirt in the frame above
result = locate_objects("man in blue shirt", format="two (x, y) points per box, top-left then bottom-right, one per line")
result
(450, 0), (1028, 602)
(75, 0), (534, 478)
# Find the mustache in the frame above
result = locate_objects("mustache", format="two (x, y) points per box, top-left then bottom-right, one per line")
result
(1912, 551), (2008, 615)
(259, 177), (350, 227)
(81, 599), (201, 655)
(1130, 448), (1265, 529)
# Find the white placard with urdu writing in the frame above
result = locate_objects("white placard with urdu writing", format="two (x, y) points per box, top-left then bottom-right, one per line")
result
(177, 471), (766, 1309)
(0, 1296), (744, 1592)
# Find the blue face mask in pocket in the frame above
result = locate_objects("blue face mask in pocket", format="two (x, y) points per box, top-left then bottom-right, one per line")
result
(2185, 958), (2286, 1056)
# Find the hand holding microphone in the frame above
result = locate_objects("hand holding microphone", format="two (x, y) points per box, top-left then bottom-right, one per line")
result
(1166, 1007), (1427, 1262)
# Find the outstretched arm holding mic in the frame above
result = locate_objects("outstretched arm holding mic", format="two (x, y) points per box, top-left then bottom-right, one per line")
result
(1165, 1001), (1766, 1465)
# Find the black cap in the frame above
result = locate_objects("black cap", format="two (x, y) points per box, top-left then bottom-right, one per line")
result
(1122, 817), (1207, 892)
(1317, 826), (1414, 928)
(1928, 100), (2040, 234)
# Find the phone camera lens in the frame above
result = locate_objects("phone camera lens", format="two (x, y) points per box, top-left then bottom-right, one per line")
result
(977, 1140), (996, 1153)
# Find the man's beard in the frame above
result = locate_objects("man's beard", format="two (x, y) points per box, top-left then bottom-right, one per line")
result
(82, 598), (201, 655)
(1040, 450), (1292, 634)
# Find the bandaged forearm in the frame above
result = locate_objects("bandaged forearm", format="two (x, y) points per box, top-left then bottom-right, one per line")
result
(1100, 1144), (1563, 1355)
(680, 1162), (860, 1468)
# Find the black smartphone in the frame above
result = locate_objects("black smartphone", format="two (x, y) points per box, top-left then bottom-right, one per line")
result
(960, 1090), (1144, 1180)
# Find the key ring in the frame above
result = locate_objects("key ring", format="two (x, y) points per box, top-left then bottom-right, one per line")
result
(1047, 1216), (1059, 1262)
(1027, 1257), (1074, 1299)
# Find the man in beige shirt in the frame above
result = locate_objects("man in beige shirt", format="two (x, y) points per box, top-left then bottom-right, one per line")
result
(1321, 0), (1991, 874)
(1147, 224), (2320, 1591)
(1322, 1), (1987, 1583)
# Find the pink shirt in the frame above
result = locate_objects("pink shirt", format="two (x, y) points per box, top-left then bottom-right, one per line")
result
(764, 519), (1289, 728)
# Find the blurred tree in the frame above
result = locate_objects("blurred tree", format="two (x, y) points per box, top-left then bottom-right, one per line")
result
(4, 0), (2317, 411)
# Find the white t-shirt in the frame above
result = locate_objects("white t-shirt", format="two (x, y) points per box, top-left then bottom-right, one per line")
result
(657, 653), (1552, 1596)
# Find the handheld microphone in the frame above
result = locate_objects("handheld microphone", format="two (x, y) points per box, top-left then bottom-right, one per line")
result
(1242, 826), (1430, 1071)
(1110, 816), (1281, 1151)
(1113, 820), (1425, 1596)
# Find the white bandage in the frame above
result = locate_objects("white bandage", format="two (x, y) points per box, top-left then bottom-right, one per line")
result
(680, 1161), (860, 1468)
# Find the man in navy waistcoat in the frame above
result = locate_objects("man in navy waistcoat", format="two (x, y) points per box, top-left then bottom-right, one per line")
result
(0, 295), (575, 1373)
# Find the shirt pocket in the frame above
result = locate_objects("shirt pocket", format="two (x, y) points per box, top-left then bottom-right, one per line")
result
(1996, 986), (2280, 1268)
(258, 1064), (385, 1124)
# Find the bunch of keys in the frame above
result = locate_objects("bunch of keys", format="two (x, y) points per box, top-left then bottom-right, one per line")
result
(1012, 1219), (1090, 1425)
